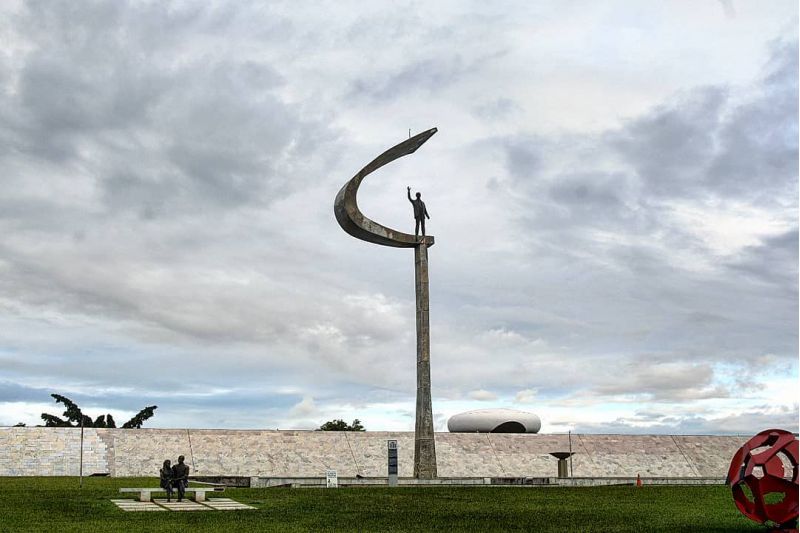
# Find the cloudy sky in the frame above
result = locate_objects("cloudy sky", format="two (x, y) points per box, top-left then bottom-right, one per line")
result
(1, 1), (797, 434)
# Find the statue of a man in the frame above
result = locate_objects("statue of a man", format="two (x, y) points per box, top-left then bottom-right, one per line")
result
(407, 186), (431, 239)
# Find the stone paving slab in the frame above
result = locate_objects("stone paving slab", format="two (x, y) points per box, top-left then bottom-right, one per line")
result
(113, 497), (255, 512)
(111, 499), (166, 511)
(202, 497), (256, 510)
(154, 498), (212, 511)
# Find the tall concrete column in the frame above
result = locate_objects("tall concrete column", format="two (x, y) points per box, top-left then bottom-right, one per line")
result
(414, 242), (437, 478)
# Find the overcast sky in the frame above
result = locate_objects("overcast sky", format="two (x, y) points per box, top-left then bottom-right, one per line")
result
(1, 1), (797, 434)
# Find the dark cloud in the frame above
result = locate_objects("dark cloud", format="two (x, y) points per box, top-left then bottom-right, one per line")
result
(544, 171), (643, 231)
(612, 38), (798, 203)
(3, 1), (337, 220)
(727, 228), (799, 291)
(503, 136), (542, 180)
(0, 381), (46, 404)
(611, 86), (729, 198)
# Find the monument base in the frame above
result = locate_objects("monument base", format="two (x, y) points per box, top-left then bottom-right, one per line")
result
(414, 242), (437, 479)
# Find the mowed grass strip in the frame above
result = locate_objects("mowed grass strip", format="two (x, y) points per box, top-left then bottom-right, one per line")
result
(0, 477), (762, 532)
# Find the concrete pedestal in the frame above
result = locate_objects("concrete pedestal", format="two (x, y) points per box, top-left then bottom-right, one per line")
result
(414, 243), (437, 478)
(550, 452), (574, 479)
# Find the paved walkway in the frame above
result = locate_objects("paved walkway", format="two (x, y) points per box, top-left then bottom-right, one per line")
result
(111, 497), (255, 512)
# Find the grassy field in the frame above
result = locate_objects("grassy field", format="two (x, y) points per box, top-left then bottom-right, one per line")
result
(0, 477), (763, 532)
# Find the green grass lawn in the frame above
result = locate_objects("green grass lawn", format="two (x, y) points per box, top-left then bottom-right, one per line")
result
(0, 477), (762, 532)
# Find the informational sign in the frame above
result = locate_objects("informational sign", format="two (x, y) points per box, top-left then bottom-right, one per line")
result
(326, 469), (338, 488)
(387, 440), (398, 486)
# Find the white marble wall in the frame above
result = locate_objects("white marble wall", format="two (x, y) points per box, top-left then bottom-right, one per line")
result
(0, 427), (747, 478)
(0, 427), (108, 476)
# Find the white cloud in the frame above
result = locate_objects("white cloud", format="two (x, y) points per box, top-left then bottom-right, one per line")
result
(468, 390), (498, 402)
(514, 389), (538, 404)
(289, 396), (317, 417)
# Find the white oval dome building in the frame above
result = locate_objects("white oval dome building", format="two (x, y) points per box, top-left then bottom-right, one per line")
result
(447, 408), (541, 433)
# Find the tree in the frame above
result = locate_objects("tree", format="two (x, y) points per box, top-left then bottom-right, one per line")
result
(40, 394), (157, 428)
(121, 405), (156, 429)
(318, 418), (365, 431)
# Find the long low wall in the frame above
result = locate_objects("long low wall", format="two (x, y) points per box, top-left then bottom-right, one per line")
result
(0, 428), (747, 478)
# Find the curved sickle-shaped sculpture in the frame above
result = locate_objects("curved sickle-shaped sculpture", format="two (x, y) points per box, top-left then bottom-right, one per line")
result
(334, 128), (437, 247)
(333, 127), (439, 478)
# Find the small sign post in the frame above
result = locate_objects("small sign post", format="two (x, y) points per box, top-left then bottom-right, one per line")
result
(388, 440), (398, 487)
(79, 417), (84, 489)
(326, 469), (338, 488)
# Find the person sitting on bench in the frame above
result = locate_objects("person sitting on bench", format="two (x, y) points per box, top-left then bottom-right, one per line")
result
(159, 460), (174, 502)
(172, 455), (190, 501)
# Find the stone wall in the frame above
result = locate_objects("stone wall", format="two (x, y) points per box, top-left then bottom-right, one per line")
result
(0, 427), (108, 476)
(0, 428), (747, 478)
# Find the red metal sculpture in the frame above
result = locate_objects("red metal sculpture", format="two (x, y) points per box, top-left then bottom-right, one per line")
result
(727, 429), (798, 530)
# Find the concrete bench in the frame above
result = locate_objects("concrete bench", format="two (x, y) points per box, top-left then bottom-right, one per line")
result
(119, 486), (224, 502)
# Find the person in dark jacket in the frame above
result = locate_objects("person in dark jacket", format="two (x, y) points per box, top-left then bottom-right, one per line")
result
(407, 186), (431, 239)
(172, 455), (190, 501)
(159, 460), (174, 502)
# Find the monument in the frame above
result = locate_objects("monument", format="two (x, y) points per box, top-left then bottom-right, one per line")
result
(334, 127), (438, 478)
(726, 428), (798, 529)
